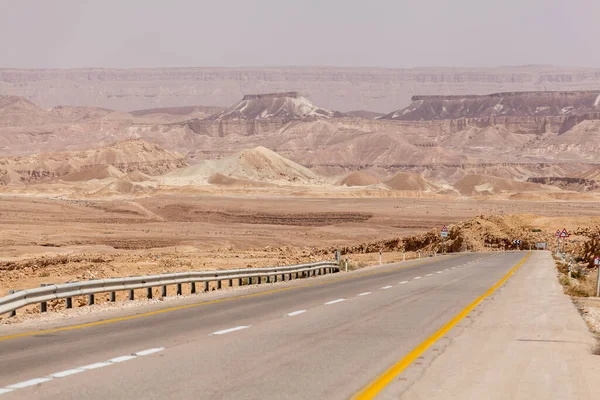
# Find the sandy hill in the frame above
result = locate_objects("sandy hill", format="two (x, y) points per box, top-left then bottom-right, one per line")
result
(580, 166), (600, 181)
(380, 91), (600, 120)
(208, 92), (342, 121)
(384, 172), (439, 191)
(0, 95), (59, 127)
(0, 139), (186, 184)
(528, 120), (600, 162)
(163, 146), (320, 185)
(60, 164), (125, 182)
(339, 172), (382, 187)
(454, 174), (555, 196)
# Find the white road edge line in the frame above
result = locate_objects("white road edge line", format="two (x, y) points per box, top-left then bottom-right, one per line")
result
(210, 326), (251, 336)
(1, 348), (162, 395)
(134, 347), (165, 356)
(325, 299), (346, 305)
(6, 377), (53, 390)
(109, 355), (138, 363)
(358, 292), (371, 296)
(49, 369), (85, 378)
(286, 310), (306, 317)
(400, 281), (409, 284)
(80, 362), (111, 370)
(381, 286), (393, 290)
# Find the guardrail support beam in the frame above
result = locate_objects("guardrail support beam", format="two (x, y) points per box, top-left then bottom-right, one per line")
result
(217, 280), (222, 290)
(147, 287), (153, 299)
(88, 294), (95, 306)
(191, 282), (196, 294)
(129, 289), (135, 301)
(177, 283), (182, 296)
(66, 297), (73, 309)
(238, 278), (242, 287)
(161, 286), (167, 298)
(110, 292), (116, 302)
(228, 279), (233, 287)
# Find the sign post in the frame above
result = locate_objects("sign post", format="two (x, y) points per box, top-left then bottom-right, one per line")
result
(555, 230), (560, 254)
(560, 229), (569, 254)
(441, 225), (449, 254)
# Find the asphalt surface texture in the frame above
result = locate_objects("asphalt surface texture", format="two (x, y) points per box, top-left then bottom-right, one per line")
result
(0, 252), (527, 399)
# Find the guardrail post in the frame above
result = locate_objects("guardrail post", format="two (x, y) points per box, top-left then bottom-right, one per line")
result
(161, 286), (167, 298)
(191, 282), (196, 294)
(228, 279), (233, 287)
(129, 289), (135, 301)
(288, 273), (292, 280)
(273, 274), (277, 283)
(147, 287), (153, 299)
(40, 284), (49, 313)
(88, 293), (95, 306)
(8, 290), (16, 317)
(66, 297), (73, 309)
(110, 292), (116, 302)
(204, 281), (209, 292)
(238, 278), (242, 287)
(217, 280), (222, 290)
(177, 283), (182, 296)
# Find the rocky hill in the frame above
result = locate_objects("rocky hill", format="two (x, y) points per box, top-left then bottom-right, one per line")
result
(4, 66), (600, 113)
(208, 92), (341, 121)
(0, 139), (186, 184)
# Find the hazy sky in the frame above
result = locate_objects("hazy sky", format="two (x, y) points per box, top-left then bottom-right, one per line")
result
(1, 0), (598, 69)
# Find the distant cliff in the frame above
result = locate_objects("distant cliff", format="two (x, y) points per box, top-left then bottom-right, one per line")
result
(3, 66), (600, 112)
(381, 91), (600, 121)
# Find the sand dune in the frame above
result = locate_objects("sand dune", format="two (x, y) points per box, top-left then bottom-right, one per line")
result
(339, 172), (382, 187)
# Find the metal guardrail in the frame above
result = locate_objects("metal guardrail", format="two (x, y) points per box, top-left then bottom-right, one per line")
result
(0, 261), (339, 317)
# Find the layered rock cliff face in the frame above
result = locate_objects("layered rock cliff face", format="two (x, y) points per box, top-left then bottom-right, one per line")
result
(3, 66), (600, 112)
(380, 91), (600, 135)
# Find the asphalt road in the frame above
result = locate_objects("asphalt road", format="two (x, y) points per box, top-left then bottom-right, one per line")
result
(0, 252), (526, 399)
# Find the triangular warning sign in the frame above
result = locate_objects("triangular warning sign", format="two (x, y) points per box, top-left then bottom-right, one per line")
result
(441, 225), (448, 233)
(560, 228), (569, 238)
(555, 230), (560, 237)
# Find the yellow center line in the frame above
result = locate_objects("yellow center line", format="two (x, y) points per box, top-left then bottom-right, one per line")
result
(0, 255), (459, 342)
(351, 251), (531, 400)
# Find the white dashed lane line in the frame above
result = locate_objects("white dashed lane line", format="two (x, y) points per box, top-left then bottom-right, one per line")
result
(325, 299), (346, 305)
(210, 326), (250, 336)
(358, 292), (371, 296)
(286, 310), (306, 317)
(381, 286), (393, 290)
(426, 274), (433, 276)
(437, 271), (443, 274)
(400, 281), (409, 284)
(414, 276), (422, 280)
(0, 347), (165, 396)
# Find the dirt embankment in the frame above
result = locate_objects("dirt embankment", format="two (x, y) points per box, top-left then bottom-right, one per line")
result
(324, 214), (552, 256)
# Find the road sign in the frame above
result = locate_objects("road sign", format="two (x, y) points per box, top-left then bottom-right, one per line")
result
(594, 257), (600, 266)
(441, 225), (449, 238)
(536, 242), (547, 249)
(513, 240), (522, 245)
(555, 230), (560, 237)
(560, 229), (569, 238)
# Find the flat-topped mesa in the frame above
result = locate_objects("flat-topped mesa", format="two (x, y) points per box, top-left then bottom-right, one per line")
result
(206, 92), (340, 122)
(381, 90), (600, 121)
(242, 92), (301, 101)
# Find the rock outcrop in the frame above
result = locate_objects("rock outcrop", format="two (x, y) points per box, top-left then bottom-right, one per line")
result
(381, 91), (600, 121)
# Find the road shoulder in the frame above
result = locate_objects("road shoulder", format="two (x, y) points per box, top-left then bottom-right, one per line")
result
(391, 251), (600, 400)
